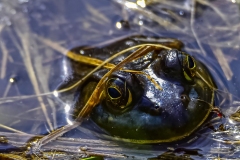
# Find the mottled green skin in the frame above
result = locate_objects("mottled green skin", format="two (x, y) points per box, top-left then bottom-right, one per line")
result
(67, 36), (215, 143)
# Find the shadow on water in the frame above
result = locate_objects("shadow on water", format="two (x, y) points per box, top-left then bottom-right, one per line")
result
(0, 0), (240, 159)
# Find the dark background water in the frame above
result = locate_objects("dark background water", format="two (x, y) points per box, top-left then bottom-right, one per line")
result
(0, 0), (240, 159)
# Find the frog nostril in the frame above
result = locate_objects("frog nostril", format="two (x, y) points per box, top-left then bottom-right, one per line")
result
(139, 97), (162, 116)
(180, 94), (190, 107)
(154, 105), (160, 109)
(149, 105), (163, 116)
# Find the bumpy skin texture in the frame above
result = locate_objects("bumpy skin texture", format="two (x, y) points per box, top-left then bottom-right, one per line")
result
(63, 35), (215, 143)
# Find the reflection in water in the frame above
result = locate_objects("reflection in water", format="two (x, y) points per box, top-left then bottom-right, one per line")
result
(0, 0), (240, 159)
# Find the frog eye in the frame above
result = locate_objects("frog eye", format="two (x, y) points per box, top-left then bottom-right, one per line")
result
(187, 55), (195, 69)
(108, 87), (121, 99)
(183, 55), (196, 81)
(104, 78), (132, 113)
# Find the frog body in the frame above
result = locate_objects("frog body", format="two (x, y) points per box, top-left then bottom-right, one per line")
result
(59, 35), (215, 143)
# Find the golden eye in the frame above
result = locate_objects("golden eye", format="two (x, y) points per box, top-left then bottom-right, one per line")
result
(107, 87), (121, 99)
(187, 55), (196, 69)
(183, 55), (196, 81)
(104, 78), (133, 113)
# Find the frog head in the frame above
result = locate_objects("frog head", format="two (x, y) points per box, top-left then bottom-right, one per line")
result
(83, 49), (215, 143)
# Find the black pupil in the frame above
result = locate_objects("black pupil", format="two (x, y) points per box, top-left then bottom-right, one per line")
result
(188, 56), (194, 68)
(108, 87), (121, 98)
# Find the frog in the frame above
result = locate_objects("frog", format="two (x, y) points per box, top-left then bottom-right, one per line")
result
(55, 35), (216, 143)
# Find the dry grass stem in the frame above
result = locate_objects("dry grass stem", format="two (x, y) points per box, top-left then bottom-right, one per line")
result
(0, 124), (26, 134)
(211, 46), (233, 80)
(190, 0), (207, 56)
(0, 41), (8, 79)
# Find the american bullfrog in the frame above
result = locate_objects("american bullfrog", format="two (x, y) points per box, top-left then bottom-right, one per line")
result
(57, 35), (215, 143)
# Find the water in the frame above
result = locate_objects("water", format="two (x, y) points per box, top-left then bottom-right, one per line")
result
(0, 0), (240, 159)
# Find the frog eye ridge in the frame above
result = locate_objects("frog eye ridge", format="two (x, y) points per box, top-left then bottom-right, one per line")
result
(103, 78), (132, 114)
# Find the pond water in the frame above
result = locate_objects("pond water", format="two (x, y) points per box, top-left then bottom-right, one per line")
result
(0, 0), (240, 159)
